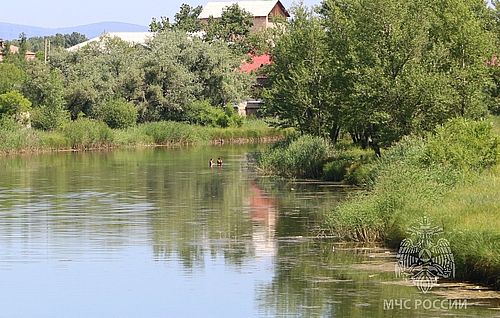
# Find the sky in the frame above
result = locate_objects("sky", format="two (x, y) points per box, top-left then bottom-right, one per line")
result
(0, 0), (321, 28)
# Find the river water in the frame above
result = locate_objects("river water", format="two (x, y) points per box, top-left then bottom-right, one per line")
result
(0, 145), (498, 317)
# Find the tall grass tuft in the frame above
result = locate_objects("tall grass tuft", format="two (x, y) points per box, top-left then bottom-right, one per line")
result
(258, 135), (332, 178)
(62, 118), (114, 149)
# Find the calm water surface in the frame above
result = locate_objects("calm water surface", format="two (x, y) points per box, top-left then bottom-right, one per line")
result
(0, 145), (498, 318)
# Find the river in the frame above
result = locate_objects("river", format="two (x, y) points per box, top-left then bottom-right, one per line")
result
(0, 145), (498, 317)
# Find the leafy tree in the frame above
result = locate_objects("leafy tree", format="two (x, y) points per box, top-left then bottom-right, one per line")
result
(174, 4), (203, 32)
(263, 6), (340, 141)
(0, 91), (31, 116)
(149, 16), (171, 32)
(93, 99), (138, 129)
(17, 32), (88, 52)
(204, 4), (253, 52)
(23, 61), (69, 130)
(0, 63), (26, 94)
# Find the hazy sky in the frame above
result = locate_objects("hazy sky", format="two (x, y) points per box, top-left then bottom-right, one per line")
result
(0, 0), (321, 28)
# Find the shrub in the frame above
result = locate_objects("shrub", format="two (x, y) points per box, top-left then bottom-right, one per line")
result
(184, 100), (242, 128)
(0, 91), (32, 116)
(93, 99), (138, 129)
(323, 159), (351, 181)
(259, 135), (332, 178)
(31, 105), (70, 131)
(322, 146), (377, 183)
(62, 118), (113, 149)
(424, 118), (500, 172)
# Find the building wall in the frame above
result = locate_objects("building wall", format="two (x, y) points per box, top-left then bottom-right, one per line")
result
(199, 2), (288, 32)
(252, 17), (269, 31)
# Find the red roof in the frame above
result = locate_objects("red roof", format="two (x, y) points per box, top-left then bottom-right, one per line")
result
(240, 54), (272, 73)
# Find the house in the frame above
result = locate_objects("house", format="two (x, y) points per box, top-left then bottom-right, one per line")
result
(0, 39), (36, 62)
(67, 32), (154, 52)
(236, 54), (272, 116)
(199, 1), (290, 31)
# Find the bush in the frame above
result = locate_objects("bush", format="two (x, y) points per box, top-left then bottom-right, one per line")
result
(31, 105), (70, 131)
(322, 146), (377, 183)
(424, 118), (500, 172)
(259, 135), (332, 178)
(0, 91), (32, 116)
(94, 99), (137, 129)
(323, 159), (351, 182)
(184, 100), (242, 128)
(62, 118), (113, 149)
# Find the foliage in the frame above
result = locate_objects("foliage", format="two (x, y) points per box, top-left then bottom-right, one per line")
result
(258, 135), (332, 178)
(0, 91), (31, 116)
(184, 100), (242, 127)
(0, 120), (40, 152)
(30, 105), (69, 131)
(93, 99), (138, 129)
(149, 17), (171, 32)
(150, 4), (202, 32)
(424, 118), (500, 172)
(140, 121), (201, 144)
(174, 4), (203, 32)
(23, 61), (65, 108)
(322, 146), (376, 183)
(32, 32), (87, 51)
(0, 63), (26, 94)
(325, 119), (500, 242)
(205, 4), (254, 52)
(264, 1), (495, 152)
(262, 6), (340, 141)
(0, 118), (287, 154)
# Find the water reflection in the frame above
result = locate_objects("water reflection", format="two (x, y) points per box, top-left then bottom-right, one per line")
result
(0, 146), (498, 317)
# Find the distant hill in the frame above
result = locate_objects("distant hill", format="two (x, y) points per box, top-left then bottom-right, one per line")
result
(0, 22), (149, 40)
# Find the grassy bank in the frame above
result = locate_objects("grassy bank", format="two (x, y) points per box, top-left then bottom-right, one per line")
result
(0, 118), (291, 154)
(323, 118), (500, 288)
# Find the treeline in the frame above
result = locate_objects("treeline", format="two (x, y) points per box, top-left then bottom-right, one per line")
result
(0, 3), (269, 134)
(263, 0), (500, 153)
(0, 31), (254, 131)
(4, 32), (88, 53)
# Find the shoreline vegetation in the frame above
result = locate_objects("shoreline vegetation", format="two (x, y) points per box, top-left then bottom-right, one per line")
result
(0, 118), (291, 155)
(257, 117), (500, 289)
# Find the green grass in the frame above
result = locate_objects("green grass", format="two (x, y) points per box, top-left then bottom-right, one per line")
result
(258, 134), (333, 178)
(323, 117), (500, 288)
(0, 118), (289, 154)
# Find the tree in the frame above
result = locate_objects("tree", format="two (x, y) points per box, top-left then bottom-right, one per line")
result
(150, 4), (203, 33)
(149, 16), (171, 32)
(0, 63), (26, 94)
(174, 4), (203, 32)
(262, 6), (341, 141)
(23, 61), (69, 130)
(204, 4), (253, 52)
(0, 91), (31, 116)
(93, 99), (137, 129)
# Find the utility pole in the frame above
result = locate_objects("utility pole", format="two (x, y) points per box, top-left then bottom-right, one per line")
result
(44, 38), (47, 63)
(44, 38), (51, 63)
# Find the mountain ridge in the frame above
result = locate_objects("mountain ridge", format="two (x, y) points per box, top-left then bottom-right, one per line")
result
(0, 21), (149, 40)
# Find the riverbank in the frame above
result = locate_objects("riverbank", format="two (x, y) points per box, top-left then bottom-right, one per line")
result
(323, 118), (500, 289)
(257, 117), (500, 289)
(0, 118), (291, 155)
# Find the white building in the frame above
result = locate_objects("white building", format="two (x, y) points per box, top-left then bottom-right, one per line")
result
(67, 32), (154, 52)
